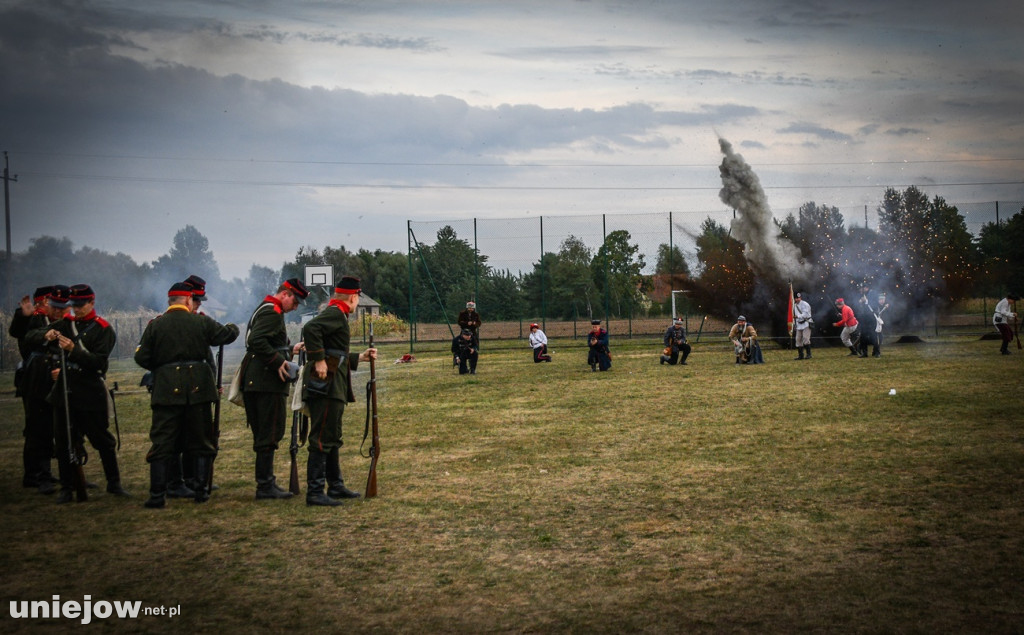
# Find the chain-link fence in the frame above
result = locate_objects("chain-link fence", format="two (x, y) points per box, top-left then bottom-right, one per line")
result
(406, 201), (1022, 348)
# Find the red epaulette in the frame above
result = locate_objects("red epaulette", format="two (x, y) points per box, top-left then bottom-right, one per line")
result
(272, 305), (282, 314)
(95, 316), (111, 328)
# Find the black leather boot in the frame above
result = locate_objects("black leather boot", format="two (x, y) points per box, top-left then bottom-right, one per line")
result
(100, 449), (130, 497)
(144, 460), (167, 509)
(306, 451), (343, 507)
(326, 447), (361, 499)
(804, 346), (812, 359)
(166, 455), (195, 498)
(255, 450), (293, 500)
(193, 456), (211, 503)
(36, 457), (56, 494)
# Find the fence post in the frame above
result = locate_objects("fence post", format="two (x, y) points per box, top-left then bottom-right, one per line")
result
(540, 216), (545, 330)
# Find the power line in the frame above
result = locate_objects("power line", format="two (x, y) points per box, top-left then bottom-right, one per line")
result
(17, 171), (1024, 191)
(14, 150), (1024, 169)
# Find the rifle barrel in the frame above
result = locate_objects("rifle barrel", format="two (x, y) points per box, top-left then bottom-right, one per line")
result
(60, 346), (87, 502)
(365, 324), (380, 498)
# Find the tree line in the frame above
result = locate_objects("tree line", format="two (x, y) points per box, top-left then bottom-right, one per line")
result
(2, 188), (1021, 330)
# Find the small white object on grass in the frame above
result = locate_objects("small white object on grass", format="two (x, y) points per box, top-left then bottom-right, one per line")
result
(888, 388), (896, 396)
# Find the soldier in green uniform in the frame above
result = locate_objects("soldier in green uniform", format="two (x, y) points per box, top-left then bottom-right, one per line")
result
(8, 286), (58, 493)
(135, 282), (239, 508)
(29, 284), (130, 503)
(301, 276), (377, 507)
(166, 274), (213, 498)
(240, 278), (309, 500)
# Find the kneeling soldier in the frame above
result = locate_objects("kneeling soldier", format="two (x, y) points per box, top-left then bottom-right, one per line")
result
(135, 283), (239, 508)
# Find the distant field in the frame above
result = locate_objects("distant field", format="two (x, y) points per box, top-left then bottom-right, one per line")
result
(1, 338), (1022, 633)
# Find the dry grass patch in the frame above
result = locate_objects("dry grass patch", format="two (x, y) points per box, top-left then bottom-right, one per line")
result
(1, 337), (1022, 632)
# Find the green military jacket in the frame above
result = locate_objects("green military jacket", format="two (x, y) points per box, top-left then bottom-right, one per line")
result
(301, 300), (359, 402)
(25, 311), (116, 412)
(241, 296), (293, 395)
(134, 306), (239, 406)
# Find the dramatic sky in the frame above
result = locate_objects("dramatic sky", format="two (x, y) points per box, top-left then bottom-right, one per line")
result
(1, 0), (1022, 279)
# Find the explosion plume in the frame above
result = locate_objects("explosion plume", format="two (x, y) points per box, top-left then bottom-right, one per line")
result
(718, 137), (812, 286)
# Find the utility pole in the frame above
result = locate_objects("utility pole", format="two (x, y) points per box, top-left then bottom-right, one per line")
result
(3, 151), (17, 309)
(3, 151), (16, 259)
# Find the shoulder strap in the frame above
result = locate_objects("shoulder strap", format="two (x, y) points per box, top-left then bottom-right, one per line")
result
(245, 302), (277, 347)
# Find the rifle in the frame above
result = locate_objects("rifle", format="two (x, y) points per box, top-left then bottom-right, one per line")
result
(288, 348), (306, 496)
(1014, 301), (1022, 350)
(206, 345), (224, 495)
(363, 323), (380, 498)
(108, 381), (121, 451)
(59, 345), (88, 502)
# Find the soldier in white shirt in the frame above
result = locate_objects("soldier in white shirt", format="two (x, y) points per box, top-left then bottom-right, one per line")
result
(993, 294), (1019, 355)
(792, 292), (813, 360)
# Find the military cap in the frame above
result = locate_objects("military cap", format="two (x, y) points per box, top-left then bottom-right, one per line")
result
(184, 274), (207, 300)
(33, 286), (55, 302)
(282, 278), (310, 300)
(68, 284), (95, 306)
(335, 276), (361, 295)
(168, 282), (193, 298)
(48, 285), (71, 309)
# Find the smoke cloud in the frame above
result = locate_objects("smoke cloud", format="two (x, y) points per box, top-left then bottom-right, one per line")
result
(717, 138), (812, 286)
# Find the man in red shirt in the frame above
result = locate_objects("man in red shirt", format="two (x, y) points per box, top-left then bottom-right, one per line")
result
(833, 298), (863, 357)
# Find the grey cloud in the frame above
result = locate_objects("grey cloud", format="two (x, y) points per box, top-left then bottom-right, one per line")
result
(777, 122), (853, 142)
(885, 127), (925, 137)
(491, 45), (660, 61)
(240, 26), (442, 51)
(0, 4), (760, 166)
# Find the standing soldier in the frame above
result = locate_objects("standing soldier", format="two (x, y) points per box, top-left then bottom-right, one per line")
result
(457, 301), (482, 347)
(29, 284), (130, 503)
(9, 286), (57, 493)
(240, 278), (309, 500)
(993, 293), (1018, 355)
(792, 292), (813, 360)
(135, 282), (239, 508)
(301, 276), (377, 507)
(169, 274), (212, 497)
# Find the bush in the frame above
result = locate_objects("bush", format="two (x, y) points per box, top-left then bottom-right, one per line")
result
(366, 312), (409, 338)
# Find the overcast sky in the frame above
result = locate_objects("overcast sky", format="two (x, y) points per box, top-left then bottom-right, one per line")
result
(1, 0), (1022, 280)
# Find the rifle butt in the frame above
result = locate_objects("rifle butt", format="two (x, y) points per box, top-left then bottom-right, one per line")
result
(73, 464), (88, 502)
(364, 458), (378, 499)
(289, 453), (300, 496)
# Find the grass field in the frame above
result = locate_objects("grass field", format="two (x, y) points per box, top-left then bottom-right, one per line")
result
(1, 336), (1023, 633)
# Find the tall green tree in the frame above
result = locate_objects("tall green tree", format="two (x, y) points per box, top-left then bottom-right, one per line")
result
(591, 230), (646, 317)
(693, 217), (752, 316)
(877, 187), (980, 303)
(976, 207), (1024, 296)
(654, 243), (689, 276)
(410, 225), (488, 322)
(151, 225), (221, 287)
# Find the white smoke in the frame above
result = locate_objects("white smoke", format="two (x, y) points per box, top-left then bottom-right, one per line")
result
(717, 138), (812, 285)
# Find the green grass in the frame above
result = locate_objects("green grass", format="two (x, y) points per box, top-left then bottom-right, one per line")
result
(1, 337), (1023, 633)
